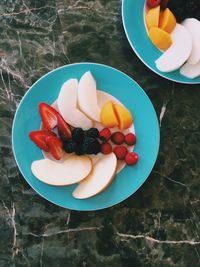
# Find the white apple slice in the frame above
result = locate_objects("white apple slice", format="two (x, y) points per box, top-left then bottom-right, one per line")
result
(180, 61), (200, 79)
(57, 79), (93, 129)
(73, 153), (117, 199)
(31, 155), (92, 186)
(182, 18), (200, 64)
(78, 71), (101, 122)
(155, 24), (192, 72)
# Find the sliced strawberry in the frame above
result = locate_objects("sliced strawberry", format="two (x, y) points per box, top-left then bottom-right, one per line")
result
(39, 103), (59, 131)
(29, 130), (56, 152)
(57, 114), (72, 140)
(46, 136), (64, 160)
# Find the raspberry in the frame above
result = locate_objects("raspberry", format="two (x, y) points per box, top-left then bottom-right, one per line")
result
(113, 146), (128, 160)
(72, 128), (84, 143)
(99, 128), (111, 141)
(86, 128), (99, 138)
(125, 152), (139, 165)
(101, 143), (112, 154)
(125, 133), (136, 146)
(83, 137), (101, 155)
(111, 132), (125, 145)
(63, 139), (76, 153)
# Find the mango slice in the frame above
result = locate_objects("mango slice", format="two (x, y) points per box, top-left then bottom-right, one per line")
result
(113, 104), (133, 130)
(159, 8), (176, 33)
(148, 27), (172, 51)
(146, 6), (160, 30)
(100, 101), (118, 128)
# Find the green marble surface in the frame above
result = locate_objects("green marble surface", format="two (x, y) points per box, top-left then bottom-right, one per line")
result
(0, 0), (200, 266)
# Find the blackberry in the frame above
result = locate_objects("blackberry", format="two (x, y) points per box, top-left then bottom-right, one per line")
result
(63, 139), (76, 153)
(86, 128), (99, 138)
(72, 128), (84, 143)
(83, 137), (101, 155)
(75, 145), (84, 155)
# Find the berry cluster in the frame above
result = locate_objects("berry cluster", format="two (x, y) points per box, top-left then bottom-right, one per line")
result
(99, 128), (139, 166)
(64, 128), (101, 156)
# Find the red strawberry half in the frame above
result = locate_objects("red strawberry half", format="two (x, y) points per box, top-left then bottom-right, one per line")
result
(46, 136), (64, 160)
(39, 103), (59, 131)
(29, 130), (56, 152)
(57, 114), (71, 140)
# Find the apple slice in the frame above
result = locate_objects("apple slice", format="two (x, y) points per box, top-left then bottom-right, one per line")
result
(57, 79), (93, 129)
(180, 61), (200, 79)
(31, 155), (92, 186)
(182, 19), (200, 65)
(155, 24), (192, 72)
(73, 153), (117, 199)
(78, 71), (101, 122)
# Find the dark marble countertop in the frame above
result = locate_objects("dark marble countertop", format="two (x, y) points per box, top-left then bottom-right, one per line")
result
(0, 0), (200, 266)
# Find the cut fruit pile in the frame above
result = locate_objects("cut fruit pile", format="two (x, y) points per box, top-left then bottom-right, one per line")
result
(29, 71), (139, 199)
(145, 0), (200, 79)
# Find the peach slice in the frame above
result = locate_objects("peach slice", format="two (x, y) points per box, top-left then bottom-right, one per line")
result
(148, 27), (172, 51)
(159, 8), (176, 33)
(113, 104), (133, 130)
(145, 5), (160, 30)
(100, 101), (118, 128)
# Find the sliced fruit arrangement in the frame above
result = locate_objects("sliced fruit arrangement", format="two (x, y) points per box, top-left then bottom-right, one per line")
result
(29, 71), (139, 199)
(100, 101), (133, 130)
(145, 0), (200, 79)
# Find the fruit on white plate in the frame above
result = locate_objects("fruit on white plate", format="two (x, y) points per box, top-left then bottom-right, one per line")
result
(78, 71), (101, 122)
(181, 18), (200, 65)
(31, 155), (92, 186)
(155, 24), (192, 72)
(180, 61), (200, 79)
(73, 153), (117, 199)
(57, 79), (93, 129)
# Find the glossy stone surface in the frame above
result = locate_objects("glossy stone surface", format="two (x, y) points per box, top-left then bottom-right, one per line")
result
(0, 0), (200, 266)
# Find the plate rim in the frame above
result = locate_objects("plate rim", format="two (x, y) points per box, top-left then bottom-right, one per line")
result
(12, 62), (160, 211)
(121, 0), (200, 85)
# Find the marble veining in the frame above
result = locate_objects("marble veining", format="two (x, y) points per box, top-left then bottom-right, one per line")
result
(0, 0), (200, 266)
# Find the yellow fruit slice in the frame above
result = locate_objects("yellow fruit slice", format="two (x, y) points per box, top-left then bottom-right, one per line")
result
(145, 6), (160, 30)
(100, 101), (118, 128)
(148, 27), (172, 51)
(159, 8), (176, 33)
(113, 104), (133, 130)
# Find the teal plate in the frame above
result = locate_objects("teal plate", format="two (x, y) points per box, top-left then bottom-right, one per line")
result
(122, 0), (200, 84)
(12, 63), (160, 211)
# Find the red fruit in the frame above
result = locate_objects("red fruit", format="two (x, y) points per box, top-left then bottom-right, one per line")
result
(146, 0), (161, 8)
(39, 103), (59, 131)
(113, 146), (128, 160)
(57, 114), (71, 140)
(46, 136), (64, 160)
(101, 142), (112, 155)
(125, 133), (136, 146)
(29, 130), (56, 152)
(99, 128), (111, 141)
(161, 0), (168, 9)
(125, 152), (139, 166)
(111, 132), (125, 145)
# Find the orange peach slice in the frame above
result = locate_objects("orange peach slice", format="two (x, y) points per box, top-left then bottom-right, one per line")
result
(100, 101), (118, 128)
(159, 8), (176, 33)
(145, 6), (160, 30)
(148, 27), (172, 51)
(113, 104), (133, 130)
